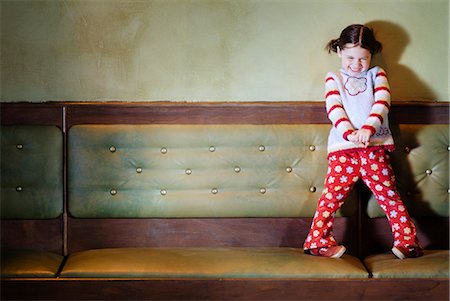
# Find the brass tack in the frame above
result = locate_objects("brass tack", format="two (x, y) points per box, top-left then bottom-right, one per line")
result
(286, 167), (293, 173)
(211, 188), (218, 194)
(234, 166), (241, 173)
(16, 186), (23, 192)
(309, 145), (316, 151)
(209, 146), (216, 152)
(16, 144), (23, 150)
(160, 189), (167, 195)
(110, 189), (117, 196)
(136, 167), (143, 173)
(309, 186), (317, 193)
(258, 145), (265, 152)
(161, 147), (167, 154)
(260, 188), (266, 194)
(425, 169), (432, 176)
(185, 169), (192, 175)
(109, 146), (116, 153)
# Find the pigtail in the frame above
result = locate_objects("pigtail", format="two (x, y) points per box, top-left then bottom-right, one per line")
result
(326, 38), (340, 53)
(372, 39), (383, 54)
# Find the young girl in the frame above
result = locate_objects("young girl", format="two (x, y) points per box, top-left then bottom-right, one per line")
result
(303, 24), (423, 259)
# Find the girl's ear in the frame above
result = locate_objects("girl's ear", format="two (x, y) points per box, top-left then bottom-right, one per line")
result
(337, 46), (342, 58)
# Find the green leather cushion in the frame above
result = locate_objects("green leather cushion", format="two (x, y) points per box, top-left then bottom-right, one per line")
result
(1, 249), (64, 278)
(366, 125), (449, 217)
(68, 125), (357, 218)
(60, 247), (368, 278)
(364, 250), (449, 278)
(1, 126), (63, 219)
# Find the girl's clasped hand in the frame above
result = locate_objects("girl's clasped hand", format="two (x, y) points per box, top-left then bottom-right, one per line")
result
(347, 128), (371, 147)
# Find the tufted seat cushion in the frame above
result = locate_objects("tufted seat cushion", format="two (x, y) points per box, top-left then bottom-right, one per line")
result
(60, 247), (368, 278)
(0, 250), (64, 278)
(364, 250), (449, 278)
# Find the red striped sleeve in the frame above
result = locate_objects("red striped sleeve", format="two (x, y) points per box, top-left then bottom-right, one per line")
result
(326, 77), (334, 83)
(343, 130), (354, 141)
(361, 125), (376, 136)
(374, 86), (390, 93)
(325, 90), (340, 98)
(327, 104), (343, 115)
(335, 117), (350, 128)
(376, 71), (387, 78)
(374, 100), (390, 109)
(369, 113), (383, 124)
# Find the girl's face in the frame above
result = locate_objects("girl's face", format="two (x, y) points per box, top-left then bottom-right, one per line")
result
(337, 43), (372, 76)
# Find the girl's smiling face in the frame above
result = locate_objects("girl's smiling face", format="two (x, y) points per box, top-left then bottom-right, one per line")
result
(338, 43), (372, 76)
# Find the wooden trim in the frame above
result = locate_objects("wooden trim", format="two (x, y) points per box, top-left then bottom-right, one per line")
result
(1, 101), (448, 127)
(0, 219), (64, 254)
(60, 101), (447, 127)
(0, 103), (63, 127)
(66, 217), (358, 255)
(64, 101), (330, 127)
(2, 278), (448, 300)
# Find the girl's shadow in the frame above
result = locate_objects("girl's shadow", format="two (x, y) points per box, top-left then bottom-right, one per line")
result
(365, 20), (437, 101)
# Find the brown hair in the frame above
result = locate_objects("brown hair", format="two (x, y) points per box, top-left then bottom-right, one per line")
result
(326, 24), (382, 55)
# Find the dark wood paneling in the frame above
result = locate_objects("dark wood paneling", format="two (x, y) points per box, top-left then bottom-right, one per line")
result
(2, 278), (448, 300)
(361, 217), (450, 257)
(65, 102), (330, 127)
(390, 102), (449, 124)
(67, 217), (358, 255)
(0, 103), (63, 127)
(0, 218), (63, 254)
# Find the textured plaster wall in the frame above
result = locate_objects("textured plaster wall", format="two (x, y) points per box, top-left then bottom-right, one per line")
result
(1, 0), (448, 102)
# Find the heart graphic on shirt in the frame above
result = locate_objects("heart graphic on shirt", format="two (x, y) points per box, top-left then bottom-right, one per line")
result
(345, 76), (367, 96)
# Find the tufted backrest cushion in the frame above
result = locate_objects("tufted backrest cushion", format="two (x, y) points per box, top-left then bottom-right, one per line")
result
(366, 124), (449, 217)
(68, 124), (357, 218)
(0, 126), (63, 219)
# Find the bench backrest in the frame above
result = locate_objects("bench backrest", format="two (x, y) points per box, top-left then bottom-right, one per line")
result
(0, 104), (64, 254)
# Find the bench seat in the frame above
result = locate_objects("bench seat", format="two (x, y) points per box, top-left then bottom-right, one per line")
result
(60, 247), (369, 278)
(364, 250), (449, 278)
(1, 250), (64, 278)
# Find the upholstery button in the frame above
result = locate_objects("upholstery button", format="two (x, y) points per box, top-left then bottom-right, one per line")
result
(136, 167), (143, 174)
(286, 167), (292, 173)
(258, 145), (265, 152)
(109, 146), (116, 153)
(16, 186), (23, 192)
(16, 144), (23, 150)
(404, 147), (410, 154)
(160, 189), (167, 195)
(161, 147), (167, 154)
(234, 166), (241, 173)
(309, 145), (316, 151)
(448, 188), (450, 194)
(309, 186), (317, 193)
(447, 146), (450, 151)
(260, 188), (266, 194)
(209, 146), (216, 152)
(110, 189), (117, 196)
(185, 169), (192, 175)
(211, 188), (218, 194)
(425, 169), (432, 176)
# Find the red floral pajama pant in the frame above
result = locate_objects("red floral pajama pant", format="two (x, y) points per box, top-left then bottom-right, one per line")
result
(303, 148), (419, 251)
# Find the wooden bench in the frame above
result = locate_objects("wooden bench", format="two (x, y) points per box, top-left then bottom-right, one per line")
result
(1, 101), (448, 300)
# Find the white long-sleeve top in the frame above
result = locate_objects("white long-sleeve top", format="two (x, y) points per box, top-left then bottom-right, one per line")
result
(325, 66), (395, 155)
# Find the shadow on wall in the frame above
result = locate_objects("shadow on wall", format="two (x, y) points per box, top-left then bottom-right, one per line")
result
(365, 20), (437, 102)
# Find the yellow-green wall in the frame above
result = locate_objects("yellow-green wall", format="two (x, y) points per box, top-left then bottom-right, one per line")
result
(1, 0), (448, 102)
